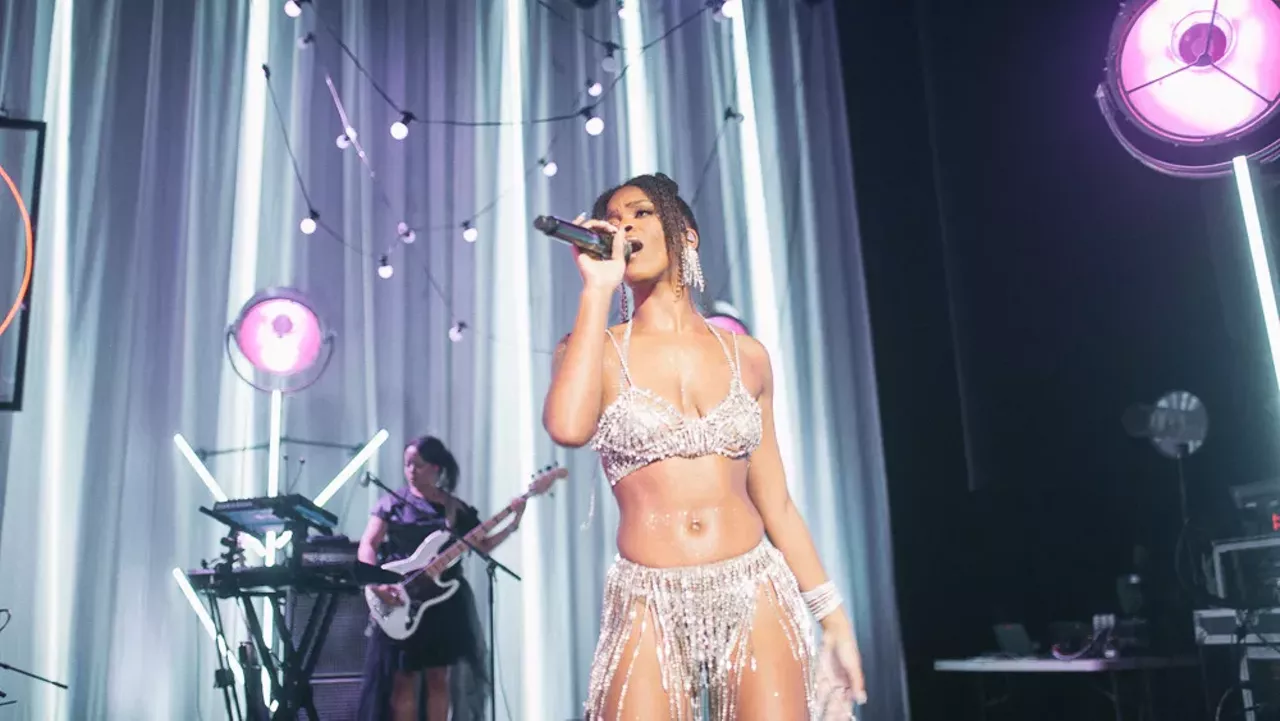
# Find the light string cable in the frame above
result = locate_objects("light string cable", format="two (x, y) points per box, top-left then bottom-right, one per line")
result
(270, 1), (723, 350)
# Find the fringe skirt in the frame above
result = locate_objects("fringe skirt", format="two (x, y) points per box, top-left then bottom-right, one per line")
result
(584, 538), (817, 720)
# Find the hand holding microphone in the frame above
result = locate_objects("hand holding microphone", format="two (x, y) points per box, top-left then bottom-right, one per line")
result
(533, 214), (630, 291)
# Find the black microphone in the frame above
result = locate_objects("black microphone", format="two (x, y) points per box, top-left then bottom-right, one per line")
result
(533, 215), (634, 261)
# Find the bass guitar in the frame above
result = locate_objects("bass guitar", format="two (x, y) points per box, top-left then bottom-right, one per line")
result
(364, 464), (567, 640)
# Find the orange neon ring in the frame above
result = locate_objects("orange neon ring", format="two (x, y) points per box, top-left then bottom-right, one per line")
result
(0, 161), (32, 340)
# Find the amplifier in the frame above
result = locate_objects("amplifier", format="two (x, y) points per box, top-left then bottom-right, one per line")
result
(298, 674), (362, 721)
(1193, 607), (1280, 646)
(287, 590), (371, 677)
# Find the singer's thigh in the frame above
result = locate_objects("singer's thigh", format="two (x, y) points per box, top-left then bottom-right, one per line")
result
(735, 585), (811, 721)
(595, 599), (692, 720)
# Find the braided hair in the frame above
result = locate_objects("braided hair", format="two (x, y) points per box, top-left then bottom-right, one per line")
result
(591, 173), (699, 292)
(407, 435), (460, 493)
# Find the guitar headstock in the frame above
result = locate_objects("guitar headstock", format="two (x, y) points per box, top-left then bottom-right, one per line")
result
(526, 463), (569, 497)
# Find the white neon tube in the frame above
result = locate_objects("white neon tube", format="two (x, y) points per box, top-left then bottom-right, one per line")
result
(174, 433), (229, 502)
(267, 389), (282, 497)
(314, 429), (390, 507)
(172, 568), (244, 683)
(1233, 155), (1280, 396)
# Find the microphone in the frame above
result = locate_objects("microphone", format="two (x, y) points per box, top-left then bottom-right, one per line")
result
(533, 215), (634, 261)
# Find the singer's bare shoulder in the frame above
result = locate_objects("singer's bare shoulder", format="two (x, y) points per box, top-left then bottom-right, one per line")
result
(732, 333), (773, 397)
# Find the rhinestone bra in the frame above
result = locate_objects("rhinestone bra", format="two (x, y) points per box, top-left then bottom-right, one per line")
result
(590, 318), (763, 486)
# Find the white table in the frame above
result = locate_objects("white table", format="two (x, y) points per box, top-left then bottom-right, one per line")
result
(934, 656), (1200, 721)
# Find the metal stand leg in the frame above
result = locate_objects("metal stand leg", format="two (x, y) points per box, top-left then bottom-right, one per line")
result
(205, 594), (243, 721)
(1110, 671), (1122, 721)
(976, 675), (989, 721)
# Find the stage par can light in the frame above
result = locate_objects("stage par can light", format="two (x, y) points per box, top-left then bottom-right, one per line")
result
(1098, 0), (1280, 176)
(226, 288), (335, 393)
(706, 300), (750, 336)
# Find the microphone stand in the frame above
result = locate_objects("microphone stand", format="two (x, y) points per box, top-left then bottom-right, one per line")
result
(361, 474), (522, 721)
(0, 662), (69, 694)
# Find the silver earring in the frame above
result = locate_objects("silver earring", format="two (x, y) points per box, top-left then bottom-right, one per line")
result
(618, 283), (630, 321)
(682, 245), (705, 293)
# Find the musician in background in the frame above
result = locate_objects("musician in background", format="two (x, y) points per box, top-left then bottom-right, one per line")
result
(356, 435), (526, 721)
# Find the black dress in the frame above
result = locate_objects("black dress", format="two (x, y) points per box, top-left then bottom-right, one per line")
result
(357, 489), (488, 720)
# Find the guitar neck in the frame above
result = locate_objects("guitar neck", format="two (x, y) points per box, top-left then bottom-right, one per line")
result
(424, 494), (526, 575)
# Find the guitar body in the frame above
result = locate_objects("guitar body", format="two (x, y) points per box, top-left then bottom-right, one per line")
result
(364, 530), (464, 641)
(363, 466), (567, 641)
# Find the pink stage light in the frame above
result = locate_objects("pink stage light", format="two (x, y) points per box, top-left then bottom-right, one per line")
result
(706, 301), (750, 336)
(232, 290), (324, 376)
(1114, 0), (1280, 143)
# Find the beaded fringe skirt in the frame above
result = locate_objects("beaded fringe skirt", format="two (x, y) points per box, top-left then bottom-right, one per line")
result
(584, 539), (817, 721)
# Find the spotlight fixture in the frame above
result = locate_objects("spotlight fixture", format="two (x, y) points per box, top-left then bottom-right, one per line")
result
(1097, 0), (1280, 177)
(706, 300), (750, 336)
(299, 209), (318, 235)
(389, 112), (414, 140)
(377, 256), (394, 279)
(226, 287), (335, 393)
(539, 158), (559, 177)
(462, 222), (479, 243)
(582, 109), (605, 136)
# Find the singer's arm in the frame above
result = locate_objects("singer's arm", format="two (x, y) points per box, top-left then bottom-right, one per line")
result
(542, 287), (614, 447)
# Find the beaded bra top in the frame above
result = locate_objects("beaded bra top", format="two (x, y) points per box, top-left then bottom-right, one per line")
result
(590, 318), (763, 486)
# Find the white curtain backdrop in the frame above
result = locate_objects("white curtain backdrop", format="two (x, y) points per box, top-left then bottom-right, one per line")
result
(0, 0), (907, 719)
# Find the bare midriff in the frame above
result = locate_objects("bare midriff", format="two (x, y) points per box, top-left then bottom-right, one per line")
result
(613, 454), (764, 568)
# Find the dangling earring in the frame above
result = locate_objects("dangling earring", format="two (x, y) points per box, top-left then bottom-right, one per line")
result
(681, 244), (705, 294)
(618, 283), (630, 321)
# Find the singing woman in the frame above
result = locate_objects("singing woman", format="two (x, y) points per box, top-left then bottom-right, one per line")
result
(543, 174), (865, 720)
(356, 435), (525, 721)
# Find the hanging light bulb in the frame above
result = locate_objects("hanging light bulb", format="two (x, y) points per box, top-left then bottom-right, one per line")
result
(336, 133), (351, 150)
(615, 1), (630, 20)
(462, 223), (479, 243)
(601, 43), (621, 74)
(719, 0), (740, 19)
(284, 0), (302, 18)
(377, 256), (394, 279)
(397, 221), (416, 244)
(587, 80), (604, 97)
(540, 159), (559, 177)
(389, 112), (413, 140)
(583, 110), (605, 136)
(299, 210), (318, 235)
(296, 32), (315, 50)
(448, 322), (467, 343)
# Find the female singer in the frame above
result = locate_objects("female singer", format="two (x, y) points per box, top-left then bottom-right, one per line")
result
(356, 435), (525, 721)
(543, 173), (865, 720)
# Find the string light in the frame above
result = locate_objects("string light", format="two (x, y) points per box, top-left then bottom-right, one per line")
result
(582, 110), (605, 136)
(719, 0), (740, 20)
(397, 221), (416, 244)
(284, 0), (302, 19)
(299, 210), (318, 235)
(539, 159), (559, 177)
(335, 133), (351, 150)
(296, 32), (315, 50)
(615, 1), (631, 20)
(586, 80), (604, 97)
(462, 222), (479, 243)
(448, 322), (468, 343)
(389, 111), (414, 140)
(377, 256), (393, 279)
(601, 43), (621, 74)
